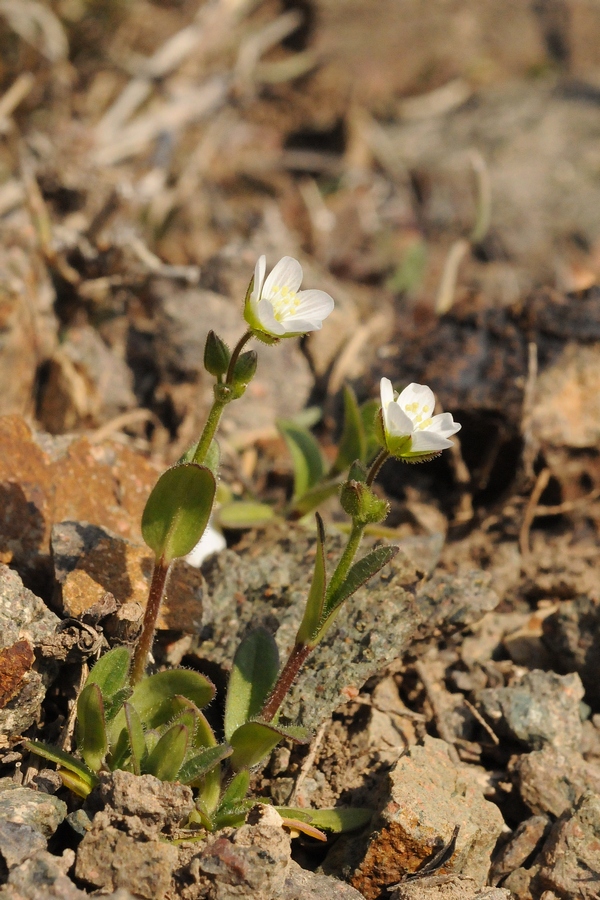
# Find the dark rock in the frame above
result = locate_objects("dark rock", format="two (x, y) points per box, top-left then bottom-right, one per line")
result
(0, 780), (66, 840)
(542, 595), (600, 705)
(536, 791), (600, 899)
(325, 736), (504, 900)
(489, 815), (549, 884)
(512, 745), (600, 817)
(477, 670), (584, 752)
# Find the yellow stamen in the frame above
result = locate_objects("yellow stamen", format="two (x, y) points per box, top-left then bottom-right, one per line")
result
(270, 284), (301, 322)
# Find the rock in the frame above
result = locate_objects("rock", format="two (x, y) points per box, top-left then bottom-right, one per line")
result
(152, 282), (312, 435)
(175, 813), (291, 900)
(512, 745), (600, 818)
(0, 849), (121, 900)
(535, 791), (600, 899)
(499, 864), (539, 900)
(391, 876), (513, 899)
(476, 670), (585, 753)
(75, 819), (178, 899)
(542, 595), (600, 705)
(37, 325), (136, 434)
(88, 770), (194, 835)
(0, 565), (60, 742)
(280, 860), (366, 899)
(489, 815), (549, 885)
(0, 415), (158, 593)
(326, 736), (504, 900)
(0, 780), (67, 839)
(51, 521), (206, 633)
(0, 821), (46, 871)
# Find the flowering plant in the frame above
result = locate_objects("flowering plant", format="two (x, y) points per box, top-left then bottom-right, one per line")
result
(27, 256), (460, 841)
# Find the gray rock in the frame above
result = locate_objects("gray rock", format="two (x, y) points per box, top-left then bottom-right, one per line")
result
(88, 770), (194, 835)
(0, 821), (46, 871)
(281, 860), (366, 899)
(512, 745), (600, 818)
(489, 815), (549, 884)
(0, 780), (67, 839)
(0, 565), (60, 740)
(1, 848), (136, 899)
(542, 595), (600, 704)
(325, 736), (505, 899)
(391, 876), (513, 899)
(536, 791), (600, 900)
(477, 670), (584, 753)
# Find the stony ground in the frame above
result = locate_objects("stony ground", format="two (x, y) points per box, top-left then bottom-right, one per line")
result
(1, 2), (600, 899)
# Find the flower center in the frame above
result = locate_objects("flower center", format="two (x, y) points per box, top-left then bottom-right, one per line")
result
(403, 400), (432, 429)
(269, 284), (301, 322)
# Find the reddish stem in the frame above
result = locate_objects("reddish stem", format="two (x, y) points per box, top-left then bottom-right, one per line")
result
(260, 643), (311, 722)
(131, 558), (170, 684)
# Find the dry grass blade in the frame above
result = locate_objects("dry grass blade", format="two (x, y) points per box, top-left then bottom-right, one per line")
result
(0, 0), (68, 61)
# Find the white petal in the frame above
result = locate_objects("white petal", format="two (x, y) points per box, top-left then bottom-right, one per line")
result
(279, 317), (323, 334)
(386, 401), (414, 436)
(380, 377), (395, 409)
(397, 382), (436, 414)
(252, 255), (266, 301)
(410, 430), (454, 452)
(427, 412), (461, 438)
(184, 523), (226, 567)
(263, 256), (303, 298)
(293, 289), (334, 320)
(256, 298), (286, 335)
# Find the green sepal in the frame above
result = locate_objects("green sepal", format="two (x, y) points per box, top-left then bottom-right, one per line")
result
(124, 702), (146, 776)
(178, 744), (232, 785)
(144, 723), (189, 781)
(216, 501), (276, 530)
(24, 740), (98, 794)
(339, 480), (389, 525)
(330, 385), (367, 476)
(314, 546), (399, 644)
(85, 646), (131, 699)
(360, 398), (382, 461)
(275, 807), (372, 833)
(76, 682), (108, 773)
(224, 629), (280, 742)
(213, 383), (234, 404)
(229, 721), (309, 771)
(277, 418), (324, 501)
(142, 463), (216, 563)
(295, 513), (327, 646)
(204, 330), (230, 378)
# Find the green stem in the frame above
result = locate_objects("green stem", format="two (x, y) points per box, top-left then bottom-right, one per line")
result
(192, 398), (227, 466)
(325, 519), (365, 602)
(366, 448), (390, 486)
(225, 330), (252, 384)
(131, 557), (170, 685)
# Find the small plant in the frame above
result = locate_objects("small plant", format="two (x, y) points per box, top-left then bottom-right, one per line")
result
(27, 254), (460, 840)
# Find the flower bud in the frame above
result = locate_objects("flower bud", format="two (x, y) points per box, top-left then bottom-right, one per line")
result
(340, 479), (389, 525)
(204, 331), (230, 378)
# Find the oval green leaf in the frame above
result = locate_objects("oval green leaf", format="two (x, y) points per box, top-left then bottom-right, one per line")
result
(142, 463), (216, 562)
(229, 721), (309, 771)
(85, 646), (131, 699)
(76, 682), (107, 773)
(178, 744), (232, 785)
(224, 629), (280, 742)
(144, 723), (189, 781)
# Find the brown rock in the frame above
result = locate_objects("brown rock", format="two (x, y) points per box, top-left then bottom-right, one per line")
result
(90, 771), (194, 835)
(530, 342), (600, 448)
(490, 815), (549, 884)
(536, 791), (600, 900)
(52, 521), (206, 632)
(392, 875), (513, 899)
(513, 746), (600, 818)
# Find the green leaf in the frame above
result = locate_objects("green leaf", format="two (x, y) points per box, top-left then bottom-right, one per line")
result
(275, 807), (372, 833)
(289, 481), (340, 519)
(178, 744), (232, 785)
(218, 770), (251, 812)
(216, 501), (276, 530)
(277, 418), (324, 501)
(229, 721), (309, 771)
(360, 399), (381, 461)
(85, 647), (131, 699)
(109, 669), (215, 744)
(76, 683), (107, 772)
(330, 385), (367, 476)
(178, 439), (220, 476)
(295, 513), (327, 646)
(315, 546), (399, 643)
(24, 740), (99, 793)
(144, 723), (189, 781)
(169, 697), (217, 750)
(141, 463), (216, 563)
(224, 629), (280, 742)
(124, 702), (146, 776)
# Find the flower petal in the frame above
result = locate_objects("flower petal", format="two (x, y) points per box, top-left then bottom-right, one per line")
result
(385, 401), (414, 437)
(263, 256), (303, 298)
(397, 383), (436, 416)
(379, 377), (395, 410)
(427, 412), (461, 438)
(251, 255), (266, 302)
(278, 317), (324, 334)
(293, 289), (334, 320)
(255, 298), (286, 335)
(410, 430), (454, 452)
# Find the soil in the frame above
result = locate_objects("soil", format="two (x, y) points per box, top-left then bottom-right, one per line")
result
(1, 2), (600, 899)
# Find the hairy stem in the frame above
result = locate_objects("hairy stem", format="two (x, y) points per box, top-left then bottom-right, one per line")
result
(325, 520), (364, 602)
(192, 398), (227, 466)
(366, 448), (390, 486)
(260, 643), (311, 722)
(225, 330), (252, 384)
(131, 558), (170, 684)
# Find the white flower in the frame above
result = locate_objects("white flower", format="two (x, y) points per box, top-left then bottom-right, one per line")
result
(244, 255), (334, 340)
(184, 520), (226, 567)
(379, 378), (461, 460)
